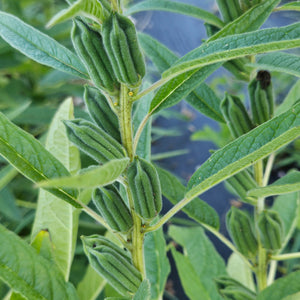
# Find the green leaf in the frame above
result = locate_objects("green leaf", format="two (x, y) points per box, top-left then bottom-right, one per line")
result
(276, 80), (300, 116)
(0, 12), (88, 79)
(226, 253), (256, 292)
(0, 111), (80, 208)
(169, 226), (226, 300)
(47, 0), (110, 28)
(250, 52), (300, 78)
(133, 280), (151, 300)
(272, 192), (299, 247)
(209, 0), (281, 41)
(257, 270), (300, 300)
(187, 102), (300, 201)
(138, 33), (224, 122)
(126, 0), (224, 28)
(31, 98), (81, 280)
(283, 292), (300, 300)
(0, 224), (79, 300)
(164, 22), (300, 79)
(248, 171), (300, 198)
(0, 165), (18, 191)
(276, 2), (300, 12)
(38, 158), (130, 188)
(156, 166), (220, 229)
(144, 228), (170, 300)
(77, 265), (106, 300)
(0, 188), (21, 221)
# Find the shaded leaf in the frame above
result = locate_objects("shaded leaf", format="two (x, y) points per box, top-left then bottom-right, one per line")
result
(276, 2), (300, 12)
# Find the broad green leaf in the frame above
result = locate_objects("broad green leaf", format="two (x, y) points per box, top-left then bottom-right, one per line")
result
(133, 280), (151, 300)
(77, 265), (106, 300)
(149, 64), (220, 114)
(276, 2), (300, 11)
(38, 158), (130, 188)
(272, 192), (299, 247)
(164, 22), (300, 78)
(187, 102), (300, 201)
(138, 33), (224, 122)
(156, 166), (220, 229)
(31, 98), (81, 280)
(283, 292), (300, 300)
(0, 224), (79, 300)
(125, 0), (224, 28)
(170, 248), (210, 300)
(248, 171), (300, 198)
(0, 12), (88, 79)
(144, 228), (170, 300)
(257, 270), (300, 300)
(169, 226), (226, 300)
(276, 80), (300, 116)
(250, 52), (300, 78)
(0, 111), (80, 208)
(31, 229), (55, 262)
(209, 0), (281, 41)
(47, 0), (110, 28)
(226, 253), (255, 292)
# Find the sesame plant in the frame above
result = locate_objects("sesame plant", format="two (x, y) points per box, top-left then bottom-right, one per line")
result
(0, 0), (300, 299)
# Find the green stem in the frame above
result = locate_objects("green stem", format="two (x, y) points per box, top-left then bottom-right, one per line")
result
(271, 252), (300, 261)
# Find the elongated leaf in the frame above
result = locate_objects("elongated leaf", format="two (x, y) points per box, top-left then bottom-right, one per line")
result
(0, 188), (21, 221)
(0, 12), (88, 79)
(47, 0), (110, 28)
(138, 33), (224, 122)
(226, 253), (255, 292)
(276, 2), (300, 11)
(257, 270), (300, 300)
(144, 228), (170, 300)
(248, 171), (300, 198)
(156, 166), (220, 229)
(31, 98), (81, 280)
(0, 224), (79, 300)
(272, 192), (299, 248)
(133, 280), (151, 300)
(187, 102), (300, 201)
(209, 0), (280, 41)
(0, 165), (18, 191)
(164, 22), (300, 78)
(38, 158), (130, 188)
(0, 111), (80, 208)
(77, 265), (106, 300)
(250, 52), (300, 78)
(276, 80), (300, 116)
(125, 0), (224, 28)
(169, 226), (226, 300)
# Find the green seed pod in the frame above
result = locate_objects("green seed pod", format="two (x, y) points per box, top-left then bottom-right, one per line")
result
(84, 86), (121, 142)
(258, 210), (284, 251)
(127, 157), (162, 220)
(71, 19), (119, 94)
(82, 236), (142, 295)
(226, 170), (258, 203)
(215, 276), (256, 300)
(221, 93), (254, 139)
(63, 118), (126, 164)
(226, 207), (258, 259)
(216, 0), (242, 23)
(248, 70), (274, 125)
(92, 185), (133, 232)
(102, 13), (146, 86)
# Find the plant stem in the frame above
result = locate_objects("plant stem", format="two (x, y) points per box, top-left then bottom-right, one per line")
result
(263, 153), (275, 186)
(119, 84), (146, 277)
(267, 260), (278, 286)
(133, 112), (151, 153)
(271, 252), (300, 261)
(254, 160), (264, 213)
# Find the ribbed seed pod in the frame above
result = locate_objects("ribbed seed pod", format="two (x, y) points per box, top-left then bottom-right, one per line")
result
(82, 236), (142, 295)
(248, 70), (274, 125)
(216, 0), (242, 23)
(221, 93), (254, 139)
(92, 185), (133, 232)
(226, 207), (258, 259)
(71, 19), (119, 94)
(258, 210), (284, 251)
(215, 276), (256, 300)
(127, 157), (162, 220)
(226, 170), (257, 203)
(84, 86), (121, 142)
(63, 119), (126, 164)
(102, 13), (145, 86)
